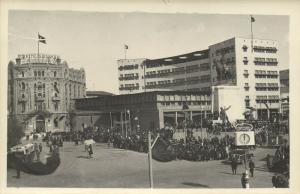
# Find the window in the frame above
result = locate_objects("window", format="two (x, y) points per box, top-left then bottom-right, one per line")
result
(244, 70), (249, 78)
(21, 82), (25, 90)
(245, 100), (250, 108)
(21, 103), (26, 113)
(243, 57), (248, 65)
(34, 71), (37, 77)
(21, 71), (24, 77)
(38, 71), (41, 77)
(42, 71), (44, 76)
(244, 83), (249, 91)
(54, 71), (57, 77)
(54, 102), (59, 111)
(242, 45), (248, 52)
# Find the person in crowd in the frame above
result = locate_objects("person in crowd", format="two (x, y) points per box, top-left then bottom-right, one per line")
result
(231, 157), (238, 175)
(88, 144), (93, 158)
(241, 173), (248, 188)
(13, 153), (23, 179)
(39, 143), (43, 153)
(249, 159), (255, 177)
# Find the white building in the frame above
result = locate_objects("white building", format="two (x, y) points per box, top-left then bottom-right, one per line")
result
(117, 37), (280, 121)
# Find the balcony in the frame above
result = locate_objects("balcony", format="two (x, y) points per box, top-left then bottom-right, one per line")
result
(18, 96), (28, 102)
(52, 96), (61, 101)
(35, 96), (45, 101)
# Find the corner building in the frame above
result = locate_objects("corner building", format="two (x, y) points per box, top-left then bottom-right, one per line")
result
(118, 37), (280, 121)
(8, 54), (86, 133)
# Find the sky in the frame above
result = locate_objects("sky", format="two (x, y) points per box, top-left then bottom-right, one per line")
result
(8, 11), (289, 94)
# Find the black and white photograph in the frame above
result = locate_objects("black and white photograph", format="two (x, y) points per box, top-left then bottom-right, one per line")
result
(1, 0), (298, 192)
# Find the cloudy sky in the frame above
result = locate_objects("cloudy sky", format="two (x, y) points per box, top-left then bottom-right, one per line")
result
(8, 11), (289, 94)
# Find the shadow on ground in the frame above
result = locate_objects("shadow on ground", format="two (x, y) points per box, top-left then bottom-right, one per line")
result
(182, 182), (209, 188)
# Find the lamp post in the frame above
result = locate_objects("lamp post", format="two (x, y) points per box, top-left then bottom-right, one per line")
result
(127, 109), (131, 135)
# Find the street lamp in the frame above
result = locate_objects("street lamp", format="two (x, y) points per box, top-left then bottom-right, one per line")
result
(127, 109), (131, 135)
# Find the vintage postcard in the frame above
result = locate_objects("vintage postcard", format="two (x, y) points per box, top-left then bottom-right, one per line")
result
(0, 0), (299, 194)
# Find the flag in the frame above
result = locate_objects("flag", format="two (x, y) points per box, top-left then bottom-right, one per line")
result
(124, 44), (128, 49)
(251, 16), (255, 22)
(38, 34), (46, 44)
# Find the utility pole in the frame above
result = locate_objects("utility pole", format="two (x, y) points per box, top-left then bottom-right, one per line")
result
(148, 131), (153, 188)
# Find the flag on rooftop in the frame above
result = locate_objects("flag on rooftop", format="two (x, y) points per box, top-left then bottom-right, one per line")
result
(38, 33), (46, 44)
(124, 44), (128, 49)
(251, 16), (255, 22)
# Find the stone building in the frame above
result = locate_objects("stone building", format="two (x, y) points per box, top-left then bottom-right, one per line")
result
(8, 53), (86, 133)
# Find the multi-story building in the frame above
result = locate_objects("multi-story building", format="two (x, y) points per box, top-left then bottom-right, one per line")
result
(279, 69), (289, 119)
(73, 90), (211, 138)
(8, 53), (86, 133)
(118, 50), (211, 94)
(118, 37), (280, 121)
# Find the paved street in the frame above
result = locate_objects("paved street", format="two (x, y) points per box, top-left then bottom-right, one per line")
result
(7, 142), (276, 188)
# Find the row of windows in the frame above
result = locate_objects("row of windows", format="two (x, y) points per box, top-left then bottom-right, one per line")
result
(142, 64), (210, 78)
(19, 101), (60, 113)
(242, 45), (277, 53)
(214, 45), (235, 56)
(118, 64), (140, 71)
(160, 101), (211, 107)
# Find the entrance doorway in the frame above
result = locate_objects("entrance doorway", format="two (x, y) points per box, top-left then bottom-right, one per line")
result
(36, 115), (45, 132)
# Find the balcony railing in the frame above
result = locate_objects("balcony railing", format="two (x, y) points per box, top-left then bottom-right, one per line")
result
(18, 96), (28, 102)
(35, 96), (45, 101)
(52, 96), (60, 101)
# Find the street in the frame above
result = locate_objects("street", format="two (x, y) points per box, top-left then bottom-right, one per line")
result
(7, 142), (276, 188)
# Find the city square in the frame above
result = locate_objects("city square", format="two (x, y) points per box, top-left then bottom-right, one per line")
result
(5, 10), (290, 190)
(8, 141), (277, 188)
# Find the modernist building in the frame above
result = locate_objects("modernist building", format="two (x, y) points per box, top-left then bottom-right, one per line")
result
(8, 53), (86, 133)
(118, 37), (280, 121)
(279, 69), (289, 119)
(73, 91), (211, 136)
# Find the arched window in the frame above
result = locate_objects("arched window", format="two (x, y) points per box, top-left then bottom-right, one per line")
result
(21, 82), (25, 90)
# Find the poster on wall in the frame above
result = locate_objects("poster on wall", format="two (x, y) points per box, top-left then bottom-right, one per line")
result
(212, 53), (237, 86)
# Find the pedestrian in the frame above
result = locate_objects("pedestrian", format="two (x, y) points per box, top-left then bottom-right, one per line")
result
(272, 174), (278, 188)
(13, 153), (22, 179)
(241, 172), (249, 188)
(231, 157), (238, 175)
(249, 160), (255, 177)
(36, 146), (40, 161)
(39, 143), (43, 153)
(88, 144), (93, 158)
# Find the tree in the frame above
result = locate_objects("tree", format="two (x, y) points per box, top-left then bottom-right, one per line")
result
(7, 116), (25, 149)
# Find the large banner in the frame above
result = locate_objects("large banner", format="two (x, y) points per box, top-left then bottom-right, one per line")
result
(213, 55), (237, 86)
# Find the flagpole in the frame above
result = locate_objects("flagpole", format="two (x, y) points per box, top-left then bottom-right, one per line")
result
(38, 33), (40, 62)
(251, 16), (253, 53)
(124, 45), (127, 59)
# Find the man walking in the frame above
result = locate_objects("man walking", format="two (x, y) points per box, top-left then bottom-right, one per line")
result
(249, 159), (255, 177)
(231, 157), (238, 175)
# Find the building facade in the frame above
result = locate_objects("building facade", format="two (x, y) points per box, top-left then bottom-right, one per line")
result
(279, 69), (289, 119)
(73, 91), (211, 136)
(118, 37), (280, 121)
(8, 53), (86, 133)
